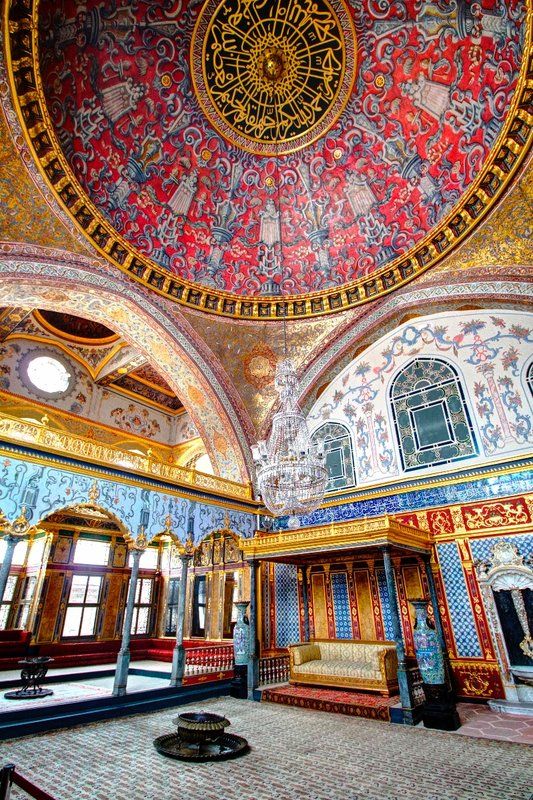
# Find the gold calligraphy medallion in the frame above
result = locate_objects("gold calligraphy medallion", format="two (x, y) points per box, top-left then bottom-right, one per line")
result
(191, 0), (357, 155)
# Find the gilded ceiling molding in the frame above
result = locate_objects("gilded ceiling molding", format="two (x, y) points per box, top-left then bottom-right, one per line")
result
(0, 248), (255, 483)
(4, 0), (532, 319)
(0, 33), (91, 252)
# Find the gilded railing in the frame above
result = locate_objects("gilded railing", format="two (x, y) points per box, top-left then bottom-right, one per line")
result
(0, 411), (254, 502)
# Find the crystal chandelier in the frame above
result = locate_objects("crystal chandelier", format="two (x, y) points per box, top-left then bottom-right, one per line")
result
(252, 360), (328, 528)
(251, 49), (328, 528)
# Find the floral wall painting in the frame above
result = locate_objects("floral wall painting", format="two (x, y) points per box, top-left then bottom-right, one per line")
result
(109, 404), (162, 439)
(308, 311), (533, 487)
(0, 453), (256, 543)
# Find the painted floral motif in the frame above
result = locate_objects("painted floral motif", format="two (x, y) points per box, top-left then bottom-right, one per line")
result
(308, 311), (533, 485)
(0, 260), (251, 482)
(242, 343), (278, 390)
(38, 0), (525, 296)
(110, 404), (161, 438)
(0, 453), (256, 542)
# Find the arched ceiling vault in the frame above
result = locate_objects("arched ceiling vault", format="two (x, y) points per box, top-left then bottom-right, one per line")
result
(0, 250), (255, 483)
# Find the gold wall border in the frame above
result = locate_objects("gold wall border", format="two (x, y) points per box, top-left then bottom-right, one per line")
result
(0, 410), (256, 504)
(0, 443), (258, 513)
(241, 515), (430, 560)
(4, 2), (533, 320)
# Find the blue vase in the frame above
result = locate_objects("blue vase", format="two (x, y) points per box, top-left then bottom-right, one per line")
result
(411, 599), (446, 685)
(233, 601), (250, 666)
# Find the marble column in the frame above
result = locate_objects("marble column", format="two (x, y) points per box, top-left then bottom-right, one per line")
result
(113, 532), (147, 697)
(0, 537), (18, 607)
(170, 551), (193, 687)
(247, 559), (260, 699)
(382, 546), (416, 725)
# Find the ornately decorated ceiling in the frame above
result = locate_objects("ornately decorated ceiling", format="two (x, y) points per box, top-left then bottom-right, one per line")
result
(5, 0), (532, 319)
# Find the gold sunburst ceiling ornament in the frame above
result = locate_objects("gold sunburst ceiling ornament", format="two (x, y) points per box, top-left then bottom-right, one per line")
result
(191, 0), (357, 155)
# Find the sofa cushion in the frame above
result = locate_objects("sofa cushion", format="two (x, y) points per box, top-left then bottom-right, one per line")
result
(294, 659), (382, 680)
(318, 641), (381, 666)
(292, 643), (321, 666)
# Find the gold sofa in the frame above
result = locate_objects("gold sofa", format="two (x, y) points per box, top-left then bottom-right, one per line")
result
(289, 640), (399, 695)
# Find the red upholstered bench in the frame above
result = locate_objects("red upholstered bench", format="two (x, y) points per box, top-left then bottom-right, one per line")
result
(0, 629), (32, 670)
(36, 640), (122, 668)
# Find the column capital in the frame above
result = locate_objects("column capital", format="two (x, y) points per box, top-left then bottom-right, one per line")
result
(127, 525), (149, 554)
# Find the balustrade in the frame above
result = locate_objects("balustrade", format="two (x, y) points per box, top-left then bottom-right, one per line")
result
(184, 644), (234, 677)
(259, 655), (290, 686)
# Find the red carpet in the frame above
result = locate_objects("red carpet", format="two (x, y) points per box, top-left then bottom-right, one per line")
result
(261, 685), (399, 722)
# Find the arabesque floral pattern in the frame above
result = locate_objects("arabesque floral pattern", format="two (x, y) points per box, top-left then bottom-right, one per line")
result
(38, 0), (525, 296)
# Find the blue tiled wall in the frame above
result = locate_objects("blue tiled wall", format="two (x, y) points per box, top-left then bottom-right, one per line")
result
(274, 564), (300, 647)
(436, 542), (482, 658)
(331, 572), (352, 639)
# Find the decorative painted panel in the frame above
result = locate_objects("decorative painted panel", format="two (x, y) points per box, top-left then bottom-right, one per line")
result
(276, 465), (533, 530)
(391, 358), (476, 471)
(436, 542), (482, 658)
(274, 564), (300, 648)
(308, 311), (533, 485)
(0, 452), (256, 543)
(0, 338), (173, 444)
(331, 572), (352, 639)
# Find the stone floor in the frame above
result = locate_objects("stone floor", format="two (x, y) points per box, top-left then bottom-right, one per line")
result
(453, 702), (533, 745)
(2, 697), (532, 800)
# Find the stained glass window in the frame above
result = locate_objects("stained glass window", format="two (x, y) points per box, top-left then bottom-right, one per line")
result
(391, 358), (477, 471)
(311, 422), (356, 491)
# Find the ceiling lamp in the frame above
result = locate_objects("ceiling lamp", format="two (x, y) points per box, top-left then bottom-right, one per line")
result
(252, 360), (328, 528)
(252, 50), (328, 529)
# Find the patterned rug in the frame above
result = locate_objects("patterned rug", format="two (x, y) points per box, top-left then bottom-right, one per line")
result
(261, 684), (398, 721)
(0, 682), (110, 712)
(3, 698), (532, 800)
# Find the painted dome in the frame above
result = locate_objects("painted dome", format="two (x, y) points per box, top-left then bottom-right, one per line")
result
(20, 1), (529, 314)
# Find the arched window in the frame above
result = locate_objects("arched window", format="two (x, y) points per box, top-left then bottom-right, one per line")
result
(391, 358), (476, 471)
(311, 422), (356, 492)
(527, 362), (533, 399)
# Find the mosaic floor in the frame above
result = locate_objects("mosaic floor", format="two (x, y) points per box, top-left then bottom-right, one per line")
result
(453, 703), (533, 745)
(2, 697), (532, 800)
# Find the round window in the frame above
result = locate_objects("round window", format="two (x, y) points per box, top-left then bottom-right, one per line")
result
(26, 355), (72, 395)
